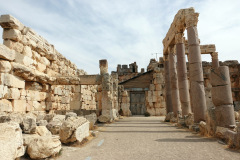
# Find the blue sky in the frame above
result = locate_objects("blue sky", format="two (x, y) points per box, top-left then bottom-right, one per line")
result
(0, 0), (240, 74)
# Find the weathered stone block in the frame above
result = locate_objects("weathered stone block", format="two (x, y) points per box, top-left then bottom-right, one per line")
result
(59, 117), (89, 144)
(0, 122), (25, 160)
(6, 88), (20, 99)
(85, 113), (97, 130)
(26, 135), (61, 159)
(12, 99), (26, 112)
(70, 101), (81, 110)
(0, 73), (25, 88)
(0, 60), (11, 73)
(3, 29), (21, 41)
(149, 84), (155, 90)
(4, 39), (23, 53)
(0, 43), (15, 61)
(22, 45), (32, 57)
(15, 51), (34, 67)
(0, 14), (24, 30)
(22, 116), (37, 134)
(0, 85), (8, 98)
(36, 126), (52, 136)
(37, 62), (46, 72)
(0, 99), (12, 112)
(40, 56), (50, 66)
(147, 107), (155, 116)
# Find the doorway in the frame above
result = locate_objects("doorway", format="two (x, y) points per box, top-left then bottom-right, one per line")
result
(130, 91), (146, 115)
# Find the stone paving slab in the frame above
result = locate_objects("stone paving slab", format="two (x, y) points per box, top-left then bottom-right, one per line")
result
(58, 116), (240, 160)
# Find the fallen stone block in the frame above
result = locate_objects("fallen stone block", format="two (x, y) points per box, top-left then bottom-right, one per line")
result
(0, 122), (25, 160)
(46, 120), (62, 135)
(85, 113), (97, 129)
(25, 135), (61, 159)
(21, 116), (37, 134)
(65, 112), (77, 120)
(184, 113), (194, 126)
(165, 112), (174, 122)
(59, 116), (89, 144)
(215, 126), (229, 139)
(36, 126), (52, 136)
(37, 119), (48, 126)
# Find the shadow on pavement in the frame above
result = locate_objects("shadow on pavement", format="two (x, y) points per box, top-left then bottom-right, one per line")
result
(155, 138), (216, 142)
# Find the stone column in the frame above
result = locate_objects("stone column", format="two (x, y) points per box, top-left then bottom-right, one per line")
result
(168, 46), (181, 117)
(100, 59), (108, 74)
(210, 66), (235, 127)
(186, 13), (207, 123)
(98, 59), (113, 122)
(211, 52), (219, 69)
(164, 54), (173, 114)
(175, 33), (191, 116)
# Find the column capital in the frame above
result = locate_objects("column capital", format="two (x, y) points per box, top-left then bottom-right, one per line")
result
(185, 13), (199, 28)
(211, 52), (218, 59)
(175, 33), (184, 44)
(168, 45), (175, 55)
(163, 54), (169, 61)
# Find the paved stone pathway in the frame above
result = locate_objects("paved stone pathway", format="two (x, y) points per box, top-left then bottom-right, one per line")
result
(58, 116), (240, 160)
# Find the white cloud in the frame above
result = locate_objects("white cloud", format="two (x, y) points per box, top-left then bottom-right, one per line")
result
(0, 0), (239, 74)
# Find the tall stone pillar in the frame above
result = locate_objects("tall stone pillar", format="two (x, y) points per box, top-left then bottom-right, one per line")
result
(211, 52), (219, 69)
(175, 33), (191, 116)
(186, 13), (207, 123)
(164, 54), (173, 114)
(100, 59), (108, 74)
(98, 59), (113, 122)
(168, 46), (181, 117)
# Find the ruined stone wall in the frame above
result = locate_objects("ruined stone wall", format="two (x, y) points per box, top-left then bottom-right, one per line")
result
(119, 88), (131, 116)
(145, 67), (166, 116)
(0, 15), (97, 114)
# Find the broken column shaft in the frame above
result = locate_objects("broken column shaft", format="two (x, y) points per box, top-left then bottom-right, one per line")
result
(98, 59), (113, 122)
(175, 33), (191, 116)
(210, 66), (235, 127)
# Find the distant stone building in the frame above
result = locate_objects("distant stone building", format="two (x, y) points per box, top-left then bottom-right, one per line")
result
(116, 58), (166, 116)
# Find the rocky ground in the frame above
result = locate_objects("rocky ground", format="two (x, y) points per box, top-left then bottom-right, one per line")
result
(57, 116), (240, 160)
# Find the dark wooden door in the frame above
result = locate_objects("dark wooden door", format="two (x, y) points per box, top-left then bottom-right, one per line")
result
(130, 92), (146, 115)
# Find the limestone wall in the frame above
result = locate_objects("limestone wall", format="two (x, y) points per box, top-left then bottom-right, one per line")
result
(0, 14), (97, 114)
(145, 67), (166, 116)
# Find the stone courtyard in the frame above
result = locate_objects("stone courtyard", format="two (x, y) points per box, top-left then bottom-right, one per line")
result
(0, 7), (240, 160)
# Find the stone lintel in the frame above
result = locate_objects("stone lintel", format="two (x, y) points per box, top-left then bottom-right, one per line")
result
(185, 44), (216, 55)
(162, 7), (196, 54)
(79, 75), (102, 85)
